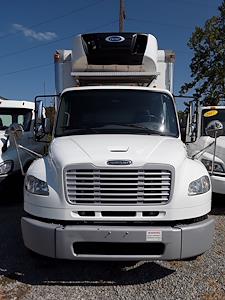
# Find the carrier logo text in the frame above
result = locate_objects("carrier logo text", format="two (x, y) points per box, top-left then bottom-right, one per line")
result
(105, 36), (125, 42)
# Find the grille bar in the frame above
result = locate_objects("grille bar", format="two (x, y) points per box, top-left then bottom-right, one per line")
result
(67, 198), (169, 202)
(67, 171), (171, 176)
(67, 182), (171, 186)
(68, 192), (170, 196)
(68, 186), (170, 190)
(67, 177), (171, 181)
(65, 168), (172, 205)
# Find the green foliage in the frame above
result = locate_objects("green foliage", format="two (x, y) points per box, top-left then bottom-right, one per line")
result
(180, 1), (225, 105)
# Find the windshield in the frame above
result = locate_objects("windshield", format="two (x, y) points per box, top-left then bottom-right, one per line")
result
(55, 89), (179, 137)
(0, 108), (32, 131)
(202, 108), (225, 136)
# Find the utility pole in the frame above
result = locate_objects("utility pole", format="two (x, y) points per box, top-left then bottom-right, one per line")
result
(119, 0), (125, 32)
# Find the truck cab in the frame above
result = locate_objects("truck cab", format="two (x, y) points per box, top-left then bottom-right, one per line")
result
(186, 103), (225, 194)
(0, 99), (46, 194)
(21, 33), (214, 260)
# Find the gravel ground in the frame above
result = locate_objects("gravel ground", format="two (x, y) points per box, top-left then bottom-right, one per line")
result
(0, 195), (224, 300)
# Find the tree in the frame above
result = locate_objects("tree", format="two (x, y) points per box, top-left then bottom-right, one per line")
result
(180, 1), (225, 105)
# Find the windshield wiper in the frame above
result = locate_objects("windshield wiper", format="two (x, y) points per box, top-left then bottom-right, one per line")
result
(59, 127), (101, 135)
(94, 123), (166, 135)
(59, 124), (168, 136)
(99, 123), (166, 136)
(117, 124), (178, 137)
(124, 124), (166, 135)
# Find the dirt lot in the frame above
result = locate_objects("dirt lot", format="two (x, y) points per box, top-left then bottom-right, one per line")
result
(0, 195), (224, 300)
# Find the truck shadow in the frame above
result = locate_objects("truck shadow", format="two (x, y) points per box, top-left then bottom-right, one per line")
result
(0, 203), (175, 287)
(211, 193), (225, 215)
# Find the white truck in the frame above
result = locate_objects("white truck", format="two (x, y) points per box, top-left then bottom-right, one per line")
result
(0, 98), (46, 195)
(185, 101), (225, 195)
(21, 32), (215, 260)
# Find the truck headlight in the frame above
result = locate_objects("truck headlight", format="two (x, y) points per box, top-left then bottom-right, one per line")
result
(201, 159), (225, 173)
(188, 175), (210, 196)
(0, 160), (13, 175)
(25, 175), (49, 196)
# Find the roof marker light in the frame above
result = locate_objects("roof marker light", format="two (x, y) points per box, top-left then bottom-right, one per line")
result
(54, 51), (61, 63)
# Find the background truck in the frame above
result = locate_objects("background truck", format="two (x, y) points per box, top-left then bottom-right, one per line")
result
(0, 98), (46, 195)
(185, 101), (225, 195)
(21, 32), (215, 260)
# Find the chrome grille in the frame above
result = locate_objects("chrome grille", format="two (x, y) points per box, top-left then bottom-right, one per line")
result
(65, 168), (172, 205)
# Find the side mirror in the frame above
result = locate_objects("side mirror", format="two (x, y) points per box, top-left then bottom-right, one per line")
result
(190, 123), (197, 141)
(35, 118), (51, 140)
(35, 100), (45, 140)
(180, 126), (186, 142)
(205, 120), (223, 176)
(38, 101), (43, 123)
(205, 120), (223, 138)
(44, 118), (51, 134)
(35, 100), (44, 125)
(34, 94), (57, 140)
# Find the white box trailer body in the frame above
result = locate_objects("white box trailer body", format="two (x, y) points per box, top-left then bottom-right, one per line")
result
(54, 33), (175, 94)
(22, 33), (214, 260)
(0, 99), (46, 192)
(186, 104), (225, 194)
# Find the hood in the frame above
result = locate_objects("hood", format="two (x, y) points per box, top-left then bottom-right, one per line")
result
(50, 134), (186, 168)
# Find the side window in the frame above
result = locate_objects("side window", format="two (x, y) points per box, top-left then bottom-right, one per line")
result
(0, 109), (32, 131)
(162, 95), (177, 134)
(0, 115), (12, 127)
(17, 111), (32, 131)
(22, 112), (32, 131)
(18, 115), (24, 125)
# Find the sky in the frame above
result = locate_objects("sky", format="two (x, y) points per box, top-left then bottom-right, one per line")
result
(0, 0), (222, 110)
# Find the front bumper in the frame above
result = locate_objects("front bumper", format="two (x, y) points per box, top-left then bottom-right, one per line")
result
(211, 175), (225, 195)
(21, 216), (214, 260)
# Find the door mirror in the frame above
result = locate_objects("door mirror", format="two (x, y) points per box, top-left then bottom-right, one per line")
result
(34, 94), (58, 140)
(205, 120), (223, 138)
(205, 120), (223, 176)
(180, 126), (186, 142)
(44, 118), (51, 134)
(37, 101), (43, 124)
(184, 101), (197, 143)
(35, 100), (52, 140)
(35, 100), (45, 140)
(36, 100), (44, 125)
